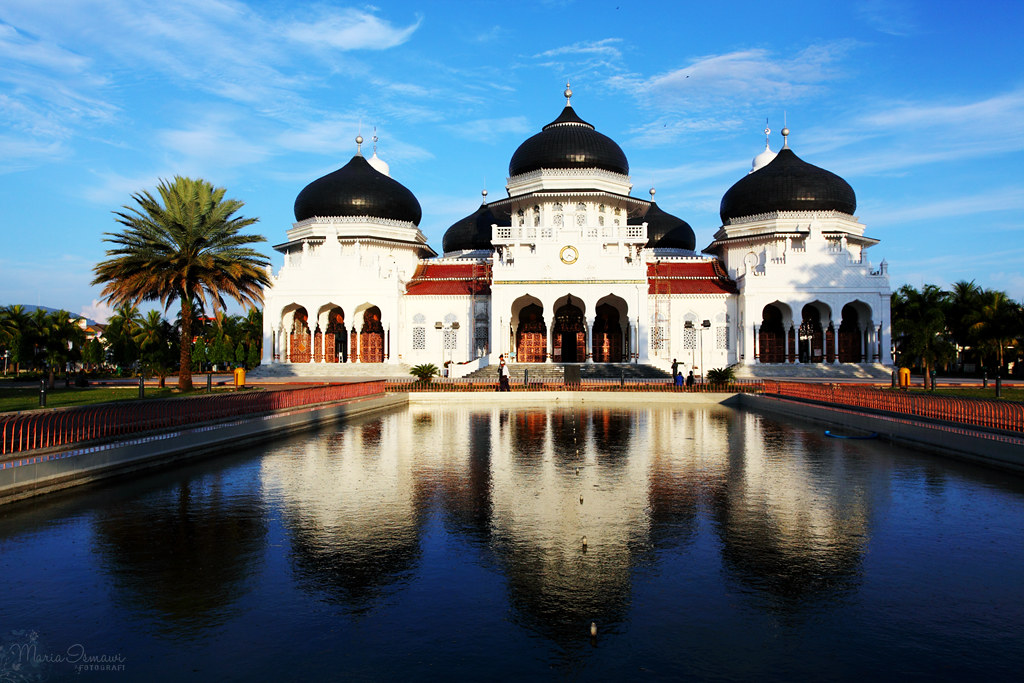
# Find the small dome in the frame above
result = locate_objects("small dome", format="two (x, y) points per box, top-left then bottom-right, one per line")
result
(367, 152), (390, 177)
(750, 142), (777, 173)
(629, 202), (696, 250)
(294, 154), (421, 224)
(508, 99), (629, 177)
(442, 202), (499, 253)
(720, 147), (856, 223)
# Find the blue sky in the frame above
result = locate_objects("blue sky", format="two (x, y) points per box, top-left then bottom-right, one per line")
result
(1, 0), (1022, 322)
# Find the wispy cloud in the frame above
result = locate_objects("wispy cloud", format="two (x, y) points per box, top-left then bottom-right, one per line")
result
(445, 117), (531, 143)
(284, 9), (421, 50)
(856, 0), (918, 36)
(868, 187), (1024, 225)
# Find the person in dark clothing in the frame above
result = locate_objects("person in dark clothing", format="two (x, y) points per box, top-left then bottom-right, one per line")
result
(686, 370), (695, 387)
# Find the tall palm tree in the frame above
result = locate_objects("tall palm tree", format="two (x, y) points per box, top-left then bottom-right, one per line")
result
(134, 310), (175, 387)
(892, 284), (953, 381)
(105, 303), (143, 371)
(0, 305), (31, 375)
(92, 176), (271, 390)
(969, 289), (1020, 373)
(945, 280), (981, 367)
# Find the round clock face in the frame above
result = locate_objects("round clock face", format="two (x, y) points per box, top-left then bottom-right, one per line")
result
(560, 245), (579, 265)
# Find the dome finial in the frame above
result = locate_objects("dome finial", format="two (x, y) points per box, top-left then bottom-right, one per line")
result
(372, 126), (378, 155)
(355, 135), (364, 155)
(649, 187), (656, 199)
(481, 188), (488, 201)
(764, 117), (771, 145)
(564, 81), (573, 105)
(781, 112), (789, 149)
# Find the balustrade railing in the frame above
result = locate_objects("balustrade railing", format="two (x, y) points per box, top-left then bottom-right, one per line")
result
(386, 378), (764, 393)
(764, 381), (1024, 433)
(1, 382), (384, 457)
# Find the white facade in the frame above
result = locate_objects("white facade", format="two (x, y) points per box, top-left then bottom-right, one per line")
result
(260, 105), (890, 376)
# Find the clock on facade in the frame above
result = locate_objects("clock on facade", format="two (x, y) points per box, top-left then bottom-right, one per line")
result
(559, 245), (579, 265)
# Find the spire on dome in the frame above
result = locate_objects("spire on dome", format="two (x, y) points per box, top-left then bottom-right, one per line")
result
(355, 135), (364, 156)
(366, 128), (391, 176)
(750, 120), (777, 173)
(564, 81), (573, 105)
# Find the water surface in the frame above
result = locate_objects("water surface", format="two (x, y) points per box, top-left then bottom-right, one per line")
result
(2, 404), (1023, 680)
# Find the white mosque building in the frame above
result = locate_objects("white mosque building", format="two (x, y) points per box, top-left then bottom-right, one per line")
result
(259, 86), (891, 377)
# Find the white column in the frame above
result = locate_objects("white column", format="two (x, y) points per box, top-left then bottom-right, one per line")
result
(752, 324), (759, 364)
(585, 316), (595, 363)
(544, 312), (554, 362)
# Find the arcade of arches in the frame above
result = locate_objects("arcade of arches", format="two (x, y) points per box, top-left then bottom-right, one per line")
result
(276, 305), (387, 363)
(513, 300), (630, 363)
(755, 301), (882, 364)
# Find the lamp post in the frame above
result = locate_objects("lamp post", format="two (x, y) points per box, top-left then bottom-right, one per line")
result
(699, 319), (711, 382)
(2, 350), (8, 375)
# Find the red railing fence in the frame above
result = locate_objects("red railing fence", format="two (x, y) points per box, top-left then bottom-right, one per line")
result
(1, 382), (384, 456)
(763, 381), (1024, 434)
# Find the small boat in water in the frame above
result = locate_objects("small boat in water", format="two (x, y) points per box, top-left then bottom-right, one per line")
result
(825, 430), (879, 440)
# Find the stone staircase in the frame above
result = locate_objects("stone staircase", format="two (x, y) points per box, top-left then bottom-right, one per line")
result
(462, 363), (672, 383)
(732, 362), (894, 381)
(247, 361), (413, 381)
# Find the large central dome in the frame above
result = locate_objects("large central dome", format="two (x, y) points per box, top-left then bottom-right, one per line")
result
(508, 88), (629, 177)
(294, 150), (422, 225)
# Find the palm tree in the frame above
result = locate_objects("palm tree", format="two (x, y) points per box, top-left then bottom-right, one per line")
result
(892, 284), (953, 381)
(34, 310), (86, 388)
(969, 289), (1021, 374)
(0, 305), (32, 375)
(134, 310), (176, 387)
(105, 303), (143, 371)
(945, 280), (981, 368)
(92, 177), (271, 391)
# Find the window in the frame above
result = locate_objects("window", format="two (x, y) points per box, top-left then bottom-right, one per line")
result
(412, 327), (426, 350)
(716, 326), (730, 350)
(576, 213), (586, 227)
(599, 204), (606, 213)
(517, 209), (524, 227)
(443, 330), (457, 350)
(576, 202), (586, 212)
(598, 216), (605, 226)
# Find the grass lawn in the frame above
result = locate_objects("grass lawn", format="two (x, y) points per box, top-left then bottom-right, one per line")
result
(0, 384), (256, 413)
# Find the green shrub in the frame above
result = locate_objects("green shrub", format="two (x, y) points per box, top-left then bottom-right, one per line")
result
(705, 367), (736, 385)
(410, 363), (440, 382)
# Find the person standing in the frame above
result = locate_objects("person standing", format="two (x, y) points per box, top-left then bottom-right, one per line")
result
(686, 370), (694, 387)
(671, 358), (679, 377)
(498, 355), (511, 392)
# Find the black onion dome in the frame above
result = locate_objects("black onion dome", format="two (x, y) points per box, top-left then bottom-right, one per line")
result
(508, 105), (629, 177)
(294, 154), (422, 224)
(442, 202), (498, 253)
(629, 202), (696, 250)
(719, 147), (855, 223)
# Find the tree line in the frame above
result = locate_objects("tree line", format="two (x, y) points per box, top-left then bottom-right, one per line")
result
(892, 281), (1023, 378)
(0, 304), (264, 386)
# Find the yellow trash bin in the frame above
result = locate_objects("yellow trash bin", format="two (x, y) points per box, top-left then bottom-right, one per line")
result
(898, 367), (910, 388)
(234, 367), (246, 388)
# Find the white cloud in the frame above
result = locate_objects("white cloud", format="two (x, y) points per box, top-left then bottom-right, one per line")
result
(868, 187), (1024, 225)
(445, 117), (532, 143)
(856, 0), (918, 36)
(284, 9), (421, 51)
(610, 42), (856, 116)
(535, 38), (623, 61)
(81, 299), (113, 324)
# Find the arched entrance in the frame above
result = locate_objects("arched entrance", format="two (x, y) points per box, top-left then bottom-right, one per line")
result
(592, 304), (623, 362)
(325, 307), (346, 363)
(289, 307), (311, 363)
(839, 304), (862, 362)
(516, 304), (547, 363)
(798, 304), (825, 363)
(552, 300), (586, 363)
(360, 306), (385, 363)
(759, 305), (786, 363)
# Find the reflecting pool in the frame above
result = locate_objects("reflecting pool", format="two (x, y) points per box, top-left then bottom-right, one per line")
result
(2, 404), (1023, 680)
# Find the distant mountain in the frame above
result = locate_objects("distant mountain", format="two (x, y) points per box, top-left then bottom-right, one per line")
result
(3, 304), (100, 327)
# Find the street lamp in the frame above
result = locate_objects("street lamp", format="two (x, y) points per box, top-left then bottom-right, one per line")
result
(699, 319), (711, 382)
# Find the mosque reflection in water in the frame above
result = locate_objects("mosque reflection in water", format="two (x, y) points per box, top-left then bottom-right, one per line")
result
(250, 405), (877, 641)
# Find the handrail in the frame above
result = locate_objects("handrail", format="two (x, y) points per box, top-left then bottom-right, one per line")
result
(1, 382), (384, 456)
(763, 381), (1024, 434)
(386, 378), (764, 393)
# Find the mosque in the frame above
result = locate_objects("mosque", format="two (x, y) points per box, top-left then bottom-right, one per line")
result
(259, 86), (892, 377)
